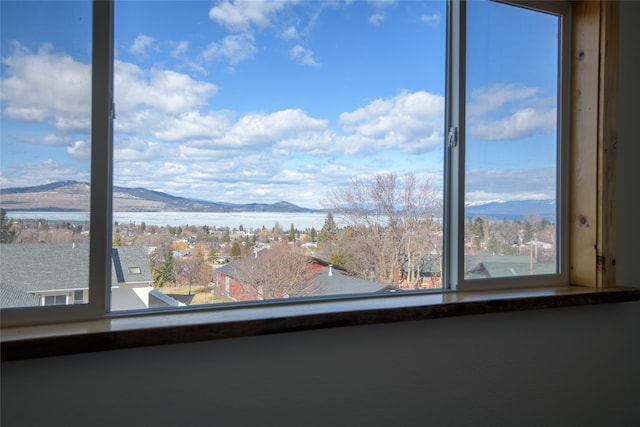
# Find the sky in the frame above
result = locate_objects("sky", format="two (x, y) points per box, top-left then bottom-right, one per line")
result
(1, 0), (559, 209)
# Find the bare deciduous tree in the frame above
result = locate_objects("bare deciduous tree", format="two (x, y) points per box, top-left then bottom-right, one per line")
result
(232, 242), (317, 300)
(173, 252), (211, 295)
(324, 172), (442, 287)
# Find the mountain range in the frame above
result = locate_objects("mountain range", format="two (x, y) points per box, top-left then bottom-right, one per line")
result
(0, 181), (315, 213)
(465, 199), (556, 219)
(0, 180), (556, 217)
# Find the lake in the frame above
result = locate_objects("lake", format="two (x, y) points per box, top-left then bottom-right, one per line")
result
(6, 211), (332, 231)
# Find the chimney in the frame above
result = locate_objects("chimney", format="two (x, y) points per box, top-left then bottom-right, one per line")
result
(328, 264), (333, 277)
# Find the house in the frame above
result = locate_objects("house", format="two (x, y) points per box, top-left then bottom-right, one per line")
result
(214, 252), (394, 301)
(309, 258), (397, 296)
(0, 243), (174, 310)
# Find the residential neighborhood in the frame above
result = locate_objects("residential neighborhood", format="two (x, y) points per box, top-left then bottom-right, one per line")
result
(0, 196), (557, 310)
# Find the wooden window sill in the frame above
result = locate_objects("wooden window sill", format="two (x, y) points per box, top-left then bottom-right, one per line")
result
(2, 285), (639, 361)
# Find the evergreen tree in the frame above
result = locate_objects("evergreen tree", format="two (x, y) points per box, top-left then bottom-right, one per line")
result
(317, 212), (337, 245)
(288, 223), (296, 242)
(329, 252), (347, 268)
(471, 217), (485, 250)
(229, 241), (242, 257)
(0, 209), (16, 243)
(152, 250), (173, 287)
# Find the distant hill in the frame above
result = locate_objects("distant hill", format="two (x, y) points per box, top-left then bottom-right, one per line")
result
(465, 199), (556, 220)
(0, 181), (315, 213)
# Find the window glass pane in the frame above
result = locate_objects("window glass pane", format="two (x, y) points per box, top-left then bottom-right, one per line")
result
(464, 0), (559, 280)
(44, 294), (68, 306)
(112, 0), (445, 310)
(74, 289), (84, 303)
(0, 1), (92, 309)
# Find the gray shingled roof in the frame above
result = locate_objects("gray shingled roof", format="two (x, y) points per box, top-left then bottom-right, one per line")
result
(312, 267), (392, 296)
(0, 243), (91, 293)
(217, 253), (393, 297)
(0, 243), (154, 308)
(0, 282), (40, 308)
(465, 253), (555, 278)
(111, 245), (154, 285)
(476, 262), (555, 277)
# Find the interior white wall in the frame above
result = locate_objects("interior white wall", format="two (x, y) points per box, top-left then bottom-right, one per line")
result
(1, 302), (639, 427)
(2, 2), (639, 426)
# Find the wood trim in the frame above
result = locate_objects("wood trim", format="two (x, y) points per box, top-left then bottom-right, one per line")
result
(569, 1), (617, 288)
(597, 0), (618, 288)
(570, 1), (600, 286)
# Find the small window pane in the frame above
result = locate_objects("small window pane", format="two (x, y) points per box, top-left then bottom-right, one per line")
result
(464, 0), (559, 280)
(74, 289), (84, 303)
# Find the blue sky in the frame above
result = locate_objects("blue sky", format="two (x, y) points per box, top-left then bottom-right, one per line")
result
(1, 0), (558, 209)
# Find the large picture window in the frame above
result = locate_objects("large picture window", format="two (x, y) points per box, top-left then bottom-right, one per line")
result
(0, 0), (570, 326)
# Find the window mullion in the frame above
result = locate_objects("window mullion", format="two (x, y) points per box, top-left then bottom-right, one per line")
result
(88, 0), (114, 316)
(444, 0), (466, 290)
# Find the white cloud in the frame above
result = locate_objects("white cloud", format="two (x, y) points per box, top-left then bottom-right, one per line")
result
(369, 13), (385, 26)
(203, 34), (257, 65)
(467, 83), (556, 141)
(67, 140), (91, 160)
(281, 26), (299, 40)
(130, 34), (156, 56)
(420, 14), (441, 24)
(289, 45), (319, 66)
(114, 137), (162, 162)
(467, 84), (539, 117)
(2, 43), (450, 207)
(339, 90), (444, 154)
(221, 109), (329, 148)
(4, 159), (90, 189)
(152, 111), (234, 142)
(17, 134), (70, 147)
(465, 167), (556, 203)
(170, 41), (189, 58)
(470, 107), (557, 141)
(0, 44), (91, 131)
(114, 61), (218, 115)
(208, 0), (295, 32)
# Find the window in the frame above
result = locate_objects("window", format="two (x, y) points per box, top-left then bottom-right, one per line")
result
(127, 267), (141, 275)
(74, 290), (85, 303)
(1, 0), (576, 328)
(449, 0), (571, 291)
(43, 294), (68, 306)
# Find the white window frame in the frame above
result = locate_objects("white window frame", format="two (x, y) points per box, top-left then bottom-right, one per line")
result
(0, 0), (572, 328)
